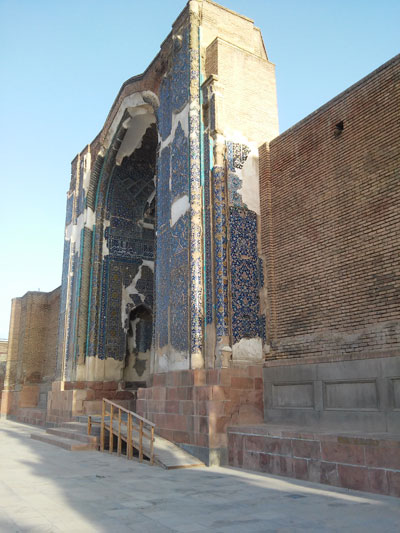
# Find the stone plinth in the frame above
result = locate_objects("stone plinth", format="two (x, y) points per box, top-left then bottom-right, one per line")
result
(228, 424), (400, 497)
(136, 366), (263, 465)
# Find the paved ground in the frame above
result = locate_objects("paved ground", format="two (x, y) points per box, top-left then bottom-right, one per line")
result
(0, 420), (399, 532)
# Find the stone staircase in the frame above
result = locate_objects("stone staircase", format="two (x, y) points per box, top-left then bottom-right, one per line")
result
(30, 416), (205, 469)
(31, 421), (99, 451)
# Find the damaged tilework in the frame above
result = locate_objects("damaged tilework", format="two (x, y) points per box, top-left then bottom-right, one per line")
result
(229, 207), (261, 343)
(76, 157), (86, 217)
(212, 166), (229, 339)
(57, 238), (71, 370)
(227, 142), (251, 208)
(65, 194), (74, 226)
(97, 129), (156, 360)
(171, 122), (189, 199)
(155, 228), (170, 348)
(203, 133), (213, 325)
(172, 29), (190, 112)
(154, 23), (192, 357)
(158, 77), (172, 141)
(65, 244), (78, 369)
(189, 43), (203, 358)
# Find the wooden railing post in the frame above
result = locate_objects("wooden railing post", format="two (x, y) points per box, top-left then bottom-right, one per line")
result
(117, 408), (122, 456)
(99, 398), (155, 463)
(100, 400), (105, 452)
(139, 420), (143, 463)
(87, 415), (92, 435)
(109, 404), (114, 453)
(127, 413), (132, 460)
(150, 426), (154, 466)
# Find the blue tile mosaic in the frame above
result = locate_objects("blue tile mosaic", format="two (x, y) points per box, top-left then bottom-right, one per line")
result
(203, 133), (213, 325)
(96, 127), (157, 359)
(212, 165), (229, 339)
(170, 212), (189, 262)
(66, 194), (74, 226)
(158, 76), (172, 141)
(172, 28), (189, 112)
(155, 228), (170, 348)
(170, 264), (189, 352)
(171, 122), (189, 199)
(157, 146), (171, 228)
(226, 142), (251, 208)
(229, 207), (261, 343)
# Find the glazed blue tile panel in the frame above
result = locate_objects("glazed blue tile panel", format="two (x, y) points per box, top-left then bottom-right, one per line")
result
(157, 146), (171, 228)
(158, 76), (172, 141)
(57, 238), (71, 357)
(171, 28), (189, 112)
(88, 224), (102, 357)
(101, 259), (142, 360)
(229, 207), (261, 343)
(171, 122), (189, 199)
(170, 264), (189, 352)
(98, 141), (156, 359)
(66, 194), (74, 225)
(65, 247), (78, 362)
(212, 166), (229, 338)
(155, 228), (170, 348)
(170, 212), (189, 262)
(204, 133), (213, 325)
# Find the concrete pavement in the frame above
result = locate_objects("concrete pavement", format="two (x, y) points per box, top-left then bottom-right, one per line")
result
(0, 419), (399, 532)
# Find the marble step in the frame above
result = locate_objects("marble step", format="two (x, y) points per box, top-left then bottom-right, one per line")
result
(31, 432), (98, 451)
(47, 427), (98, 444)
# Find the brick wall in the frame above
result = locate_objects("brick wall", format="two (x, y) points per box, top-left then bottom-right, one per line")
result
(1, 288), (60, 415)
(260, 55), (400, 361)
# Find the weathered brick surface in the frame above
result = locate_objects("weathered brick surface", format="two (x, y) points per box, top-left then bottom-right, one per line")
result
(260, 55), (400, 361)
(1, 289), (60, 417)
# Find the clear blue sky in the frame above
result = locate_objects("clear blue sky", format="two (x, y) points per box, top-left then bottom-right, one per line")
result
(0, 0), (399, 339)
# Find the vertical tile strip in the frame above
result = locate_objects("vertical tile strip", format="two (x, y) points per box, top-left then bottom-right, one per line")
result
(189, 4), (204, 368)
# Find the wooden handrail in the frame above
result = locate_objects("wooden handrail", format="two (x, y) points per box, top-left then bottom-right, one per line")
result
(102, 398), (155, 426)
(96, 398), (155, 464)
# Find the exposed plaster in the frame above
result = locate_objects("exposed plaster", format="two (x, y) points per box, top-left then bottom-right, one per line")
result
(65, 213), (84, 251)
(232, 337), (263, 361)
(235, 145), (260, 215)
(116, 108), (156, 166)
(171, 194), (190, 226)
(85, 206), (96, 230)
(82, 153), (92, 193)
(120, 260), (154, 331)
(102, 219), (110, 258)
(157, 350), (189, 373)
(103, 92), (159, 150)
(159, 102), (189, 152)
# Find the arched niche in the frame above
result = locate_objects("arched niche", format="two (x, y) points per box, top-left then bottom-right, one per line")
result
(85, 100), (158, 384)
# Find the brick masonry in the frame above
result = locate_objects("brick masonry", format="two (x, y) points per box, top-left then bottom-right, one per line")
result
(228, 425), (400, 498)
(260, 55), (400, 362)
(136, 367), (263, 464)
(1, 289), (60, 419)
